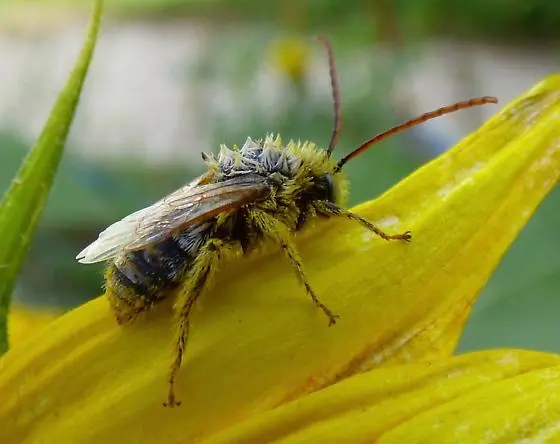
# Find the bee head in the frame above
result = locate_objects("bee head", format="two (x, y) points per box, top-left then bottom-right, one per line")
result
(305, 173), (336, 203)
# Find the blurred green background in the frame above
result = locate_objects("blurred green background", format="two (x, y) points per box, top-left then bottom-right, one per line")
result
(0, 0), (558, 352)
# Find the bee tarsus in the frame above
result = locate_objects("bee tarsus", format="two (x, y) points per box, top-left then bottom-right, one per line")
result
(163, 393), (182, 408)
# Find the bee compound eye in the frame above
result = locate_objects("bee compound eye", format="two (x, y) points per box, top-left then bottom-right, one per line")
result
(322, 174), (335, 202)
(308, 174), (335, 203)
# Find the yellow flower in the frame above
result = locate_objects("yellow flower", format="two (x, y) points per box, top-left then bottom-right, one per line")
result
(269, 36), (311, 85)
(208, 350), (560, 443)
(7, 306), (61, 349)
(0, 76), (558, 443)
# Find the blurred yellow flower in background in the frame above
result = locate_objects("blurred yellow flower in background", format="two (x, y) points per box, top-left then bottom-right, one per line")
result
(268, 36), (311, 86)
(0, 76), (558, 443)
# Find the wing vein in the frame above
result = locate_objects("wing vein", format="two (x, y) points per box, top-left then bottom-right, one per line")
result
(76, 174), (270, 263)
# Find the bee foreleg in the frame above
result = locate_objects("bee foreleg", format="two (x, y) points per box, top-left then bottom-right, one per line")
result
(164, 238), (223, 408)
(318, 202), (411, 242)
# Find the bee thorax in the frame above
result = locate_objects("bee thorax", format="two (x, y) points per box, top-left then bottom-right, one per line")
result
(203, 135), (303, 181)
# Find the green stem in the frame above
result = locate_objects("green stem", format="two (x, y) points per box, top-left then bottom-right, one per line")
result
(0, 0), (104, 354)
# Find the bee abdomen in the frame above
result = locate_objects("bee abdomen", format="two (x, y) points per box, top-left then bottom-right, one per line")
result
(111, 260), (154, 298)
(110, 223), (212, 303)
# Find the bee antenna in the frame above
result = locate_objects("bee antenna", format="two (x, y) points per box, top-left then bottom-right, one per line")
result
(334, 96), (498, 172)
(317, 36), (341, 157)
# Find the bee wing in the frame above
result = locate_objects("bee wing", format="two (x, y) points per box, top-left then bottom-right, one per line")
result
(76, 173), (271, 264)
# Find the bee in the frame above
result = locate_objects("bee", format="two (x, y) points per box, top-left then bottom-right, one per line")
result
(77, 36), (497, 407)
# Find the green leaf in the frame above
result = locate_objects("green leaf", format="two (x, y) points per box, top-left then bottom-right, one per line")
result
(0, 0), (104, 354)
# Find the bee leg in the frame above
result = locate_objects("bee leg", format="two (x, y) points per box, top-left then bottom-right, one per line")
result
(164, 238), (223, 408)
(250, 210), (338, 326)
(280, 240), (339, 326)
(319, 202), (412, 242)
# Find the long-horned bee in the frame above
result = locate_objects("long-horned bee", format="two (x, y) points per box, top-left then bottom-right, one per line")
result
(77, 36), (497, 407)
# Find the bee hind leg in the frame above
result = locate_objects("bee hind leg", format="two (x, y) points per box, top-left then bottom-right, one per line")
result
(164, 238), (223, 408)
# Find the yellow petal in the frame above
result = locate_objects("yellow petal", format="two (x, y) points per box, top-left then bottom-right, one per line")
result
(7, 306), (61, 349)
(0, 78), (558, 443)
(205, 349), (560, 443)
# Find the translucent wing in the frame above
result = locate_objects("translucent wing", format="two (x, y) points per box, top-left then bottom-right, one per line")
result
(76, 173), (271, 264)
